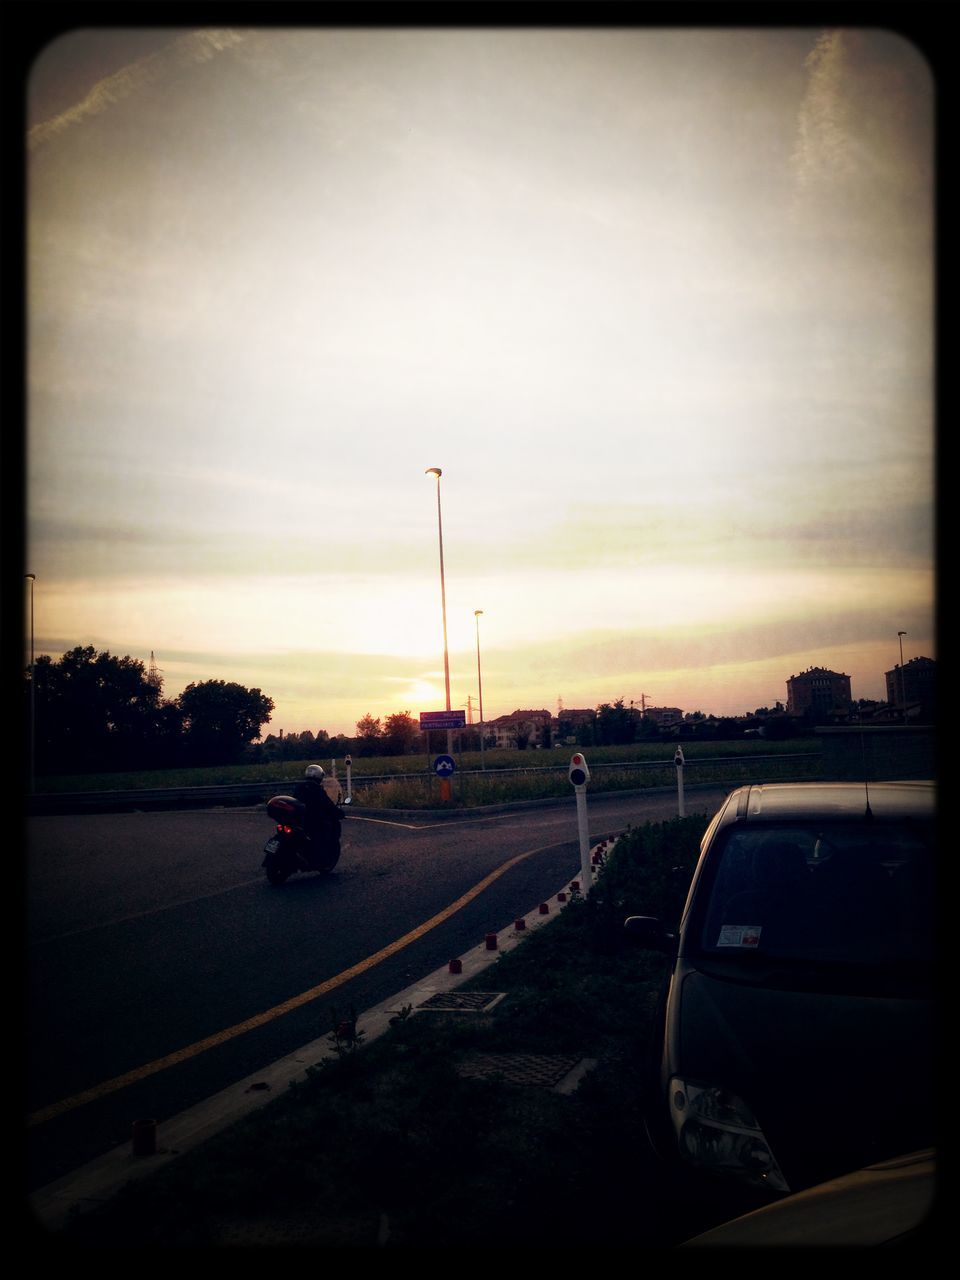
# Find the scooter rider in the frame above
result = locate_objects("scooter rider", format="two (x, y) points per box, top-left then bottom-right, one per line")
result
(294, 764), (343, 867)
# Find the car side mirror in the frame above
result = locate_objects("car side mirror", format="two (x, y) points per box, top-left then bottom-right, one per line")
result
(624, 915), (676, 953)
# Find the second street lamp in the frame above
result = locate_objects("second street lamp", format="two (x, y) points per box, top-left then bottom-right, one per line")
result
(25, 573), (36, 795)
(425, 467), (452, 756)
(475, 609), (485, 771)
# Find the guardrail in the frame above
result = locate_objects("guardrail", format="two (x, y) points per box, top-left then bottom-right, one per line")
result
(26, 752), (821, 816)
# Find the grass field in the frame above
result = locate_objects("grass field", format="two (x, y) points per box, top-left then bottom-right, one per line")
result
(37, 738), (821, 801)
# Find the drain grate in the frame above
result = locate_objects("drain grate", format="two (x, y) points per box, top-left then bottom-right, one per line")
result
(416, 991), (506, 1013)
(456, 1052), (586, 1088)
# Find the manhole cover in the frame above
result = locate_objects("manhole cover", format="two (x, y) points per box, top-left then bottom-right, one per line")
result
(456, 1052), (585, 1088)
(417, 991), (506, 1013)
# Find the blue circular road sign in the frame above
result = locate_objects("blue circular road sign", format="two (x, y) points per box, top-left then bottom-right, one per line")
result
(433, 754), (456, 776)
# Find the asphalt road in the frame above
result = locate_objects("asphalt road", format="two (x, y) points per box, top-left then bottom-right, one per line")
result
(25, 786), (728, 1192)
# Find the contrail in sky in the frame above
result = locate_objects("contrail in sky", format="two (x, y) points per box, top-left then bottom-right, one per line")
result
(27, 28), (247, 152)
(791, 29), (856, 197)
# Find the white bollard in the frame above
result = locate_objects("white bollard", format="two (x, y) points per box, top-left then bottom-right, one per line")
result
(675, 745), (685, 817)
(568, 753), (592, 890)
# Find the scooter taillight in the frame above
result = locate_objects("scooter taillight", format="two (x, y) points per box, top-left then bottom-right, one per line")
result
(277, 823), (294, 835)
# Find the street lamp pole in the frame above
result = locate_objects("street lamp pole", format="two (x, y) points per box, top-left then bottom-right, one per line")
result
(25, 573), (36, 794)
(897, 631), (907, 723)
(425, 468), (452, 755)
(474, 609), (485, 771)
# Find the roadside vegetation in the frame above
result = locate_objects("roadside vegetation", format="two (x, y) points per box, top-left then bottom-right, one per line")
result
(49, 816), (770, 1249)
(35, 738), (821, 802)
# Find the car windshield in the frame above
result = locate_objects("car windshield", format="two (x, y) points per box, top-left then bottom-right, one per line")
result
(696, 819), (934, 971)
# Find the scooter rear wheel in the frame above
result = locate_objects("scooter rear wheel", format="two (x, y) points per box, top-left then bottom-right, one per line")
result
(265, 865), (291, 886)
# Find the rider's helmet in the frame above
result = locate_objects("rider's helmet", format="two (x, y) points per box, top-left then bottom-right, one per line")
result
(304, 764), (325, 782)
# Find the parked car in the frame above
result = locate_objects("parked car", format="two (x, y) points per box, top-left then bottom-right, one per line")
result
(627, 781), (936, 1198)
(680, 1148), (936, 1247)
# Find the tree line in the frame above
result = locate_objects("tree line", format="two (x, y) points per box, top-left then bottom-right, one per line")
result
(28, 646), (275, 775)
(25, 647), (816, 780)
(25, 646), (449, 777)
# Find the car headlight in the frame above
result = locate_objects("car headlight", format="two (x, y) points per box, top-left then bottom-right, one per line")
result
(669, 1077), (790, 1193)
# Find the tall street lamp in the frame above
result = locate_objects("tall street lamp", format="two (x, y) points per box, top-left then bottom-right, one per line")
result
(425, 468), (452, 755)
(25, 573), (36, 794)
(474, 609), (485, 771)
(897, 630), (907, 723)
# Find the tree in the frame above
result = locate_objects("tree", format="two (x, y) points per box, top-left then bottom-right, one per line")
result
(281, 729), (315, 761)
(33, 645), (173, 774)
(178, 680), (274, 765)
(637, 715), (661, 741)
(354, 713), (382, 757)
(381, 712), (420, 756)
(596, 698), (638, 745)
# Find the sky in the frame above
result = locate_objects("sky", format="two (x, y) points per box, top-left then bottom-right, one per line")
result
(25, 24), (936, 737)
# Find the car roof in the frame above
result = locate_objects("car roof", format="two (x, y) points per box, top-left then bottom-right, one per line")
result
(717, 781), (935, 825)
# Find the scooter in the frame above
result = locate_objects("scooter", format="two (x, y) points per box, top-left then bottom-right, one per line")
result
(262, 794), (346, 885)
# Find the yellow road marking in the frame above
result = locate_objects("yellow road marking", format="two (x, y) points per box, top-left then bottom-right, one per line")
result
(28, 841), (566, 1128)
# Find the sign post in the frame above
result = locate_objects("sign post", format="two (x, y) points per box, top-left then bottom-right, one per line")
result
(675, 745), (685, 817)
(420, 711), (466, 802)
(432, 752), (456, 803)
(569, 752), (592, 891)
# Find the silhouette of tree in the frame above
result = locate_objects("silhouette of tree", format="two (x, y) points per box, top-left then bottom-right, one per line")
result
(178, 680), (274, 765)
(382, 711), (420, 755)
(354, 713), (382, 756)
(32, 645), (173, 774)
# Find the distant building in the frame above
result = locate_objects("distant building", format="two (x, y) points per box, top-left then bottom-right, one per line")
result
(643, 706), (684, 727)
(884, 656), (936, 722)
(555, 708), (596, 743)
(786, 667), (852, 718)
(487, 709), (553, 749)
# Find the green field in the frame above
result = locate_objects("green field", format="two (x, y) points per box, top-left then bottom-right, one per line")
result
(36, 738), (821, 806)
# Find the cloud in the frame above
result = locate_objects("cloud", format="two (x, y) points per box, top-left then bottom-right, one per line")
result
(28, 29), (248, 151)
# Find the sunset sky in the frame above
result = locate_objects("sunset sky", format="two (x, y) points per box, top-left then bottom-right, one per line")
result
(25, 25), (935, 736)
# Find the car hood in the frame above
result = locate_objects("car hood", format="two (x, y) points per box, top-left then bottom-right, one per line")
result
(675, 965), (936, 1191)
(681, 1149), (937, 1247)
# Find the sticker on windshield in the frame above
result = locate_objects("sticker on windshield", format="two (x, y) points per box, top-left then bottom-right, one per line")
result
(717, 925), (762, 948)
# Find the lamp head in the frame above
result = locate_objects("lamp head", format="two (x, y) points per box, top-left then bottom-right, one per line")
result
(425, 467), (442, 478)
